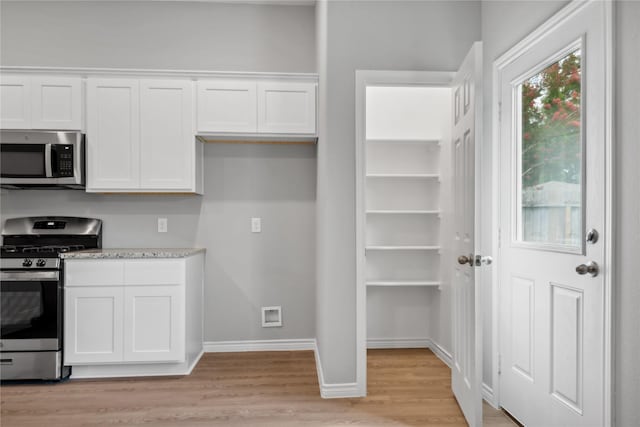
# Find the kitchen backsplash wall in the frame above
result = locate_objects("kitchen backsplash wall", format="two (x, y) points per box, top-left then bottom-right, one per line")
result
(0, 1), (317, 342)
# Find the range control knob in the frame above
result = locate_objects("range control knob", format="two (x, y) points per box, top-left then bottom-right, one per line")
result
(36, 259), (47, 267)
(22, 258), (33, 267)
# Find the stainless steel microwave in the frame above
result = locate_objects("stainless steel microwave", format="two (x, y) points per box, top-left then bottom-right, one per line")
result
(0, 131), (85, 189)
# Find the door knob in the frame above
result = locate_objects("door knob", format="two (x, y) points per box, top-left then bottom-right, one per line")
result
(576, 261), (599, 277)
(475, 255), (493, 266)
(457, 255), (472, 266)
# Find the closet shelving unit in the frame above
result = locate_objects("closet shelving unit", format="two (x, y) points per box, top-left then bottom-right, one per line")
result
(365, 138), (442, 288)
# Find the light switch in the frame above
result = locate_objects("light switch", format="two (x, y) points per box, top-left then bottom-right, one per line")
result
(251, 217), (261, 233)
(158, 218), (168, 233)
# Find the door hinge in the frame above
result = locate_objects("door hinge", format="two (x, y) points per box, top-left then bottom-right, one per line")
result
(498, 228), (502, 248)
(498, 353), (502, 375)
(498, 102), (502, 123)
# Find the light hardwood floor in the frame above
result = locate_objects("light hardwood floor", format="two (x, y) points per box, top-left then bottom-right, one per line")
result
(1, 349), (516, 426)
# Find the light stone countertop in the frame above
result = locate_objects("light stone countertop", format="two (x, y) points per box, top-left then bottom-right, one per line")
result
(60, 248), (206, 259)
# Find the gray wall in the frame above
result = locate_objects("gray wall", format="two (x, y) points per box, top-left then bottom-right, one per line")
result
(0, 1), (315, 72)
(0, 1), (318, 343)
(315, 0), (481, 384)
(481, 1), (640, 424)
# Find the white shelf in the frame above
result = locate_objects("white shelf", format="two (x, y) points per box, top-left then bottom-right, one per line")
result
(366, 173), (440, 180)
(367, 209), (440, 215)
(366, 138), (441, 145)
(366, 280), (441, 287)
(365, 245), (441, 251)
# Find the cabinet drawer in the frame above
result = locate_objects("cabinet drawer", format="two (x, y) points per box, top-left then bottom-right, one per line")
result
(65, 260), (124, 286)
(124, 260), (184, 285)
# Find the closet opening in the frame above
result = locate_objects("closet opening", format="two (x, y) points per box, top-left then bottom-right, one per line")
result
(355, 71), (455, 395)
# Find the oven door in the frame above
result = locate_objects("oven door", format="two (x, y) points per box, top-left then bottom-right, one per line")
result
(0, 270), (61, 352)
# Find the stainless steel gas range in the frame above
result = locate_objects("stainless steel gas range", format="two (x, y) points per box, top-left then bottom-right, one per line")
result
(0, 216), (102, 381)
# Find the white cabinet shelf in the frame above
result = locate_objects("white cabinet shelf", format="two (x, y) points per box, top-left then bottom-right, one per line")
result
(366, 280), (442, 287)
(366, 245), (441, 251)
(366, 174), (440, 179)
(366, 210), (441, 215)
(364, 133), (442, 289)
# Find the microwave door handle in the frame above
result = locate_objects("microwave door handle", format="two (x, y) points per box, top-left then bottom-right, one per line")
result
(44, 144), (53, 177)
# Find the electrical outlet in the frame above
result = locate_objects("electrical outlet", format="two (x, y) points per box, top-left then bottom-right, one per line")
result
(251, 217), (261, 233)
(157, 218), (168, 233)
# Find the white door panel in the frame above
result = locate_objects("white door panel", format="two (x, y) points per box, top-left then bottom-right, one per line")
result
(498, 2), (609, 426)
(31, 76), (82, 130)
(451, 41), (483, 427)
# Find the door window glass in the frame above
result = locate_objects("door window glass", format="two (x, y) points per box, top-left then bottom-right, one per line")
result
(518, 49), (583, 250)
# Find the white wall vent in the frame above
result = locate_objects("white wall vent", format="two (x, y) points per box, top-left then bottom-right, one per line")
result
(261, 306), (282, 327)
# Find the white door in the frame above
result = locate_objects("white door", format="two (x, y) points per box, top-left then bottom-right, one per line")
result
(123, 286), (184, 362)
(257, 82), (317, 134)
(497, 2), (610, 426)
(86, 78), (140, 190)
(196, 80), (257, 133)
(0, 75), (31, 129)
(451, 41), (483, 427)
(64, 287), (124, 364)
(31, 76), (82, 130)
(140, 79), (194, 190)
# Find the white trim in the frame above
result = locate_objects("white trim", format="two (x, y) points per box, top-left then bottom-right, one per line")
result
(203, 338), (315, 353)
(0, 66), (318, 81)
(427, 338), (453, 369)
(355, 69), (455, 400)
(313, 340), (360, 399)
(491, 1), (614, 425)
(482, 383), (498, 409)
(70, 348), (204, 379)
(366, 338), (430, 349)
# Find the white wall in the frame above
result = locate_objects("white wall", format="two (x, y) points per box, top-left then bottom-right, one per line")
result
(0, 1), (315, 72)
(315, 0), (481, 384)
(481, 1), (640, 424)
(0, 1), (318, 343)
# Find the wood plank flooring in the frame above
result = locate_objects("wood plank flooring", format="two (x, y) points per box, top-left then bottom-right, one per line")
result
(1, 349), (516, 426)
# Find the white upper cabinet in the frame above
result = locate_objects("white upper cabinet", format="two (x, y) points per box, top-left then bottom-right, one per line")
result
(0, 75), (81, 130)
(197, 80), (257, 133)
(140, 80), (194, 190)
(0, 75), (31, 129)
(86, 78), (201, 193)
(257, 82), (316, 134)
(196, 79), (317, 137)
(31, 76), (82, 130)
(86, 78), (140, 190)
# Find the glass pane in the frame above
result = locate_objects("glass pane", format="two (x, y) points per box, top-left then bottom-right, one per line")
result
(519, 49), (582, 248)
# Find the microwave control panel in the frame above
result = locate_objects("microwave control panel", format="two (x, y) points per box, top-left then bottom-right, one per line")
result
(57, 145), (74, 177)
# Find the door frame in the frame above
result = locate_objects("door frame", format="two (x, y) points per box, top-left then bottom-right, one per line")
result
(355, 70), (454, 396)
(491, 0), (614, 423)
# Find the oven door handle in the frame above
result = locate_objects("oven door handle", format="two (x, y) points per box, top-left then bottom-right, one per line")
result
(0, 271), (59, 281)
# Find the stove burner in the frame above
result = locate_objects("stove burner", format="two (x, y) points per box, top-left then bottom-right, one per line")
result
(0, 245), (87, 255)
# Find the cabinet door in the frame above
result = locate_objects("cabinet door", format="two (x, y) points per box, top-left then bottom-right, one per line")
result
(123, 286), (185, 362)
(31, 76), (82, 130)
(86, 78), (140, 191)
(257, 82), (316, 134)
(0, 75), (31, 129)
(64, 287), (124, 364)
(140, 80), (194, 190)
(197, 80), (257, 133)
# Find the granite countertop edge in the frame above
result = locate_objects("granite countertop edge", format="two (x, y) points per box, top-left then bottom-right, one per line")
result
(60, 248), (206, 259)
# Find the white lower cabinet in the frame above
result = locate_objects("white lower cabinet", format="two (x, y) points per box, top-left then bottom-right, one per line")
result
(65, 286), (124, 364)
(123, 285), (184, 362)
(64, 255), (204, 378)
